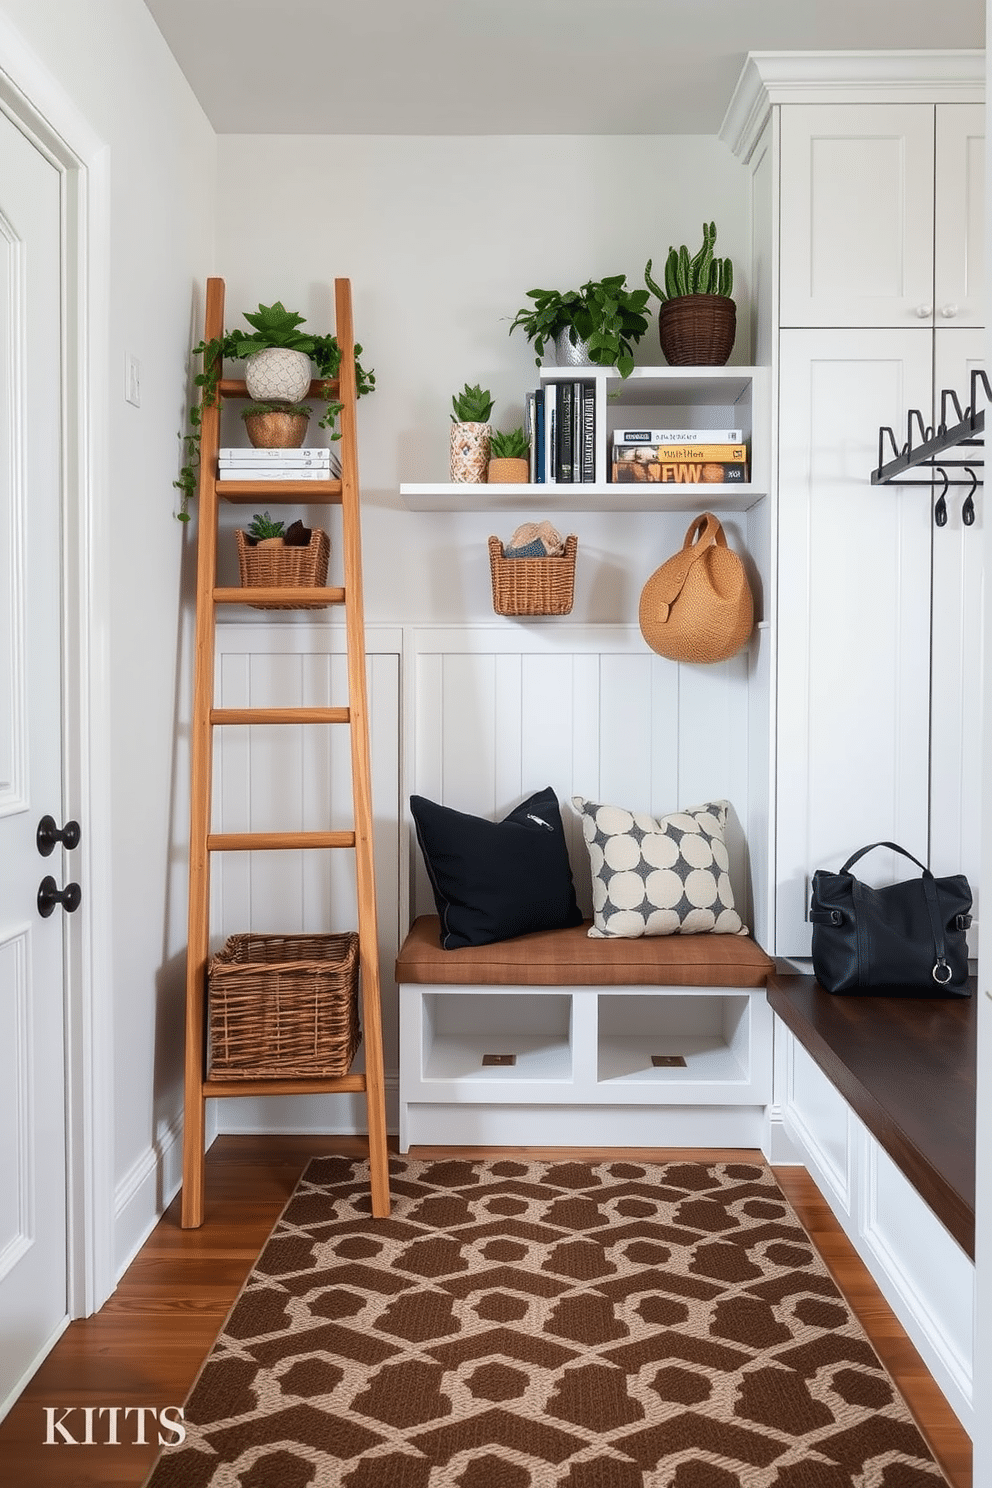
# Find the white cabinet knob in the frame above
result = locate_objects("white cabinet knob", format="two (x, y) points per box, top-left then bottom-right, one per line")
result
(940, 304), (959, 319)
(915, 304), (933, 319)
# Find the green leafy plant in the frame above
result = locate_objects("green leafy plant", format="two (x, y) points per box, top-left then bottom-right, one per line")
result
(451, 383), (495, 423)
(509, 275), (650, 379)
(174, 301), (376, 521)
(246, 511), (285, 542)
(490, 426), (529, 459)
(240, 400), (312, 421)
(645, 222), (734, 303)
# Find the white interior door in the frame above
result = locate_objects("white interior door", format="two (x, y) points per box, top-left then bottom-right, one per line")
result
(0, 107), (69, 1411)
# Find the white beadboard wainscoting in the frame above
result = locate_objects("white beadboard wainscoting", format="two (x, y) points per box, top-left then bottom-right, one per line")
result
(205, 617), (772, 1140)
(405, 623), (772, 945)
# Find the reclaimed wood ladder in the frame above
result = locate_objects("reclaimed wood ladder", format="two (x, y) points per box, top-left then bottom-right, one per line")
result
(180, 276), (390, 1227)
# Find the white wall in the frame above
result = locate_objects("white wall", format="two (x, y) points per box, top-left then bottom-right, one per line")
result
(215, 134), (751, 626)
(0, 0), (216, 1277)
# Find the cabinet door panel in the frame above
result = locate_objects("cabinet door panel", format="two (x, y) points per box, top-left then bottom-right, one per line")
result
(934, 104), (985, 328)
(930, 329), (984, 946)
(776, 330), (933, 955)
(779, 105), (935, 329)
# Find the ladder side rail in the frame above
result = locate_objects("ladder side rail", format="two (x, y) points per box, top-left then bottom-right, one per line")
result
(182, 277), (226, 1228)
(335, 278), (391, 1217)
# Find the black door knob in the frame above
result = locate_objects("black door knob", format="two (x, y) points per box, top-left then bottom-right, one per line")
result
(37, 815), (81, 856)
(37, 876), (82, 918)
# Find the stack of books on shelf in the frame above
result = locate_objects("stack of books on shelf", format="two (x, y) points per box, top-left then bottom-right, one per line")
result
(524, 381), (597, 484)
(217, 447), (342, 482)
(611, 427), (748, 484)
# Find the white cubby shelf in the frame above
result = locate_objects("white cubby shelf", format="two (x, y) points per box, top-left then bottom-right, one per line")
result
(399, 980), (773, 1151)
(401, 365), (768, 513)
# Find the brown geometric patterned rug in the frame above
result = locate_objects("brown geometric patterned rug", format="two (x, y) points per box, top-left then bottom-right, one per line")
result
(145, 1156), (948, 1487)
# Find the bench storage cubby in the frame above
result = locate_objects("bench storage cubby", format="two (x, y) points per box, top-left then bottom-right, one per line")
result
(396, 916), (775, 1151)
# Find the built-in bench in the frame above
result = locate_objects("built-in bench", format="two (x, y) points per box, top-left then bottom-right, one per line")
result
(768, 973), (975, 1256)
(767, 972), (976, 1431)
(396, 915), (775, 1152)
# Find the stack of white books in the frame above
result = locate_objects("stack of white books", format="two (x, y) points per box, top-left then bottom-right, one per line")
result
(217, 446), (342, 481)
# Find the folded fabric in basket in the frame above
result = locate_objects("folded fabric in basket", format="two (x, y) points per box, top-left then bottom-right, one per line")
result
(504, 520), (565, 558)
(504, 539), (548, 558)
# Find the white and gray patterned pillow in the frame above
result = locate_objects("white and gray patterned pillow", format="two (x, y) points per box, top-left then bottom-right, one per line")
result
(570, 797), (747, 938)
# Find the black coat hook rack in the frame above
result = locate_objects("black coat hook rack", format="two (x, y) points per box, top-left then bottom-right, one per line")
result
(871, 368), (988, 494)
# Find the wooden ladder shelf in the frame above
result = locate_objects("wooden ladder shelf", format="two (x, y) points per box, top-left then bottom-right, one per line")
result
(180, 277), (390, 1227)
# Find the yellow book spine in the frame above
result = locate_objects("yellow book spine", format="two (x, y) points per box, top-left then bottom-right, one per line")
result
(615, 443), (747, 462)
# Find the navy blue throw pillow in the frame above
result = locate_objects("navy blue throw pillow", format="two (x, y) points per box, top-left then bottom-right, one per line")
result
(410, 786), (584, 949)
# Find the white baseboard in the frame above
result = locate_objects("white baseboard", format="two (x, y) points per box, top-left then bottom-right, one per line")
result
(112, 1112), (184, 1283)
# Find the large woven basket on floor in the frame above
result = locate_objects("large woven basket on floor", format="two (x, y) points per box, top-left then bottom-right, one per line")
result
(235, 529), (330, 608)
(207, 931), (360, 1080)
(488, 534), (577, 616)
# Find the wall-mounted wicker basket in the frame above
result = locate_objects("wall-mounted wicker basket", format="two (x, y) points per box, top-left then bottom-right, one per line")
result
(235, 528), (331, 608)
(488, 533), (577, 616)
(207, 931), (360, 1080)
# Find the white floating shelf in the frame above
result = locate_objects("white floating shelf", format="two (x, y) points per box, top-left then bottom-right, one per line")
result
(399, 482), (766, 513)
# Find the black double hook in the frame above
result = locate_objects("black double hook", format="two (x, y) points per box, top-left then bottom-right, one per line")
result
(932, 466), (978, 528)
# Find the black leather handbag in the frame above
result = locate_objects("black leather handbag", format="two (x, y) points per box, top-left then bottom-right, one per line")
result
(810, 842), (972, 997)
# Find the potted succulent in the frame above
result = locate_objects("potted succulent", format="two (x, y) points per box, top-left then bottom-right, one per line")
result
(508, 275), (650, 379)
(175, 300), (375, 521)
(241, 400), (312, 449)
(450, 382), (495, 483)
(644, 222), (736, 366)
(488, 427), (530, 484)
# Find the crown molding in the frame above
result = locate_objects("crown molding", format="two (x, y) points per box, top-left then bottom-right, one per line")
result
(721, 50), (985, 162)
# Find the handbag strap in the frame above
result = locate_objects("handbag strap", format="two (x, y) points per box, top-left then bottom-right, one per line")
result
(650, 513), (726, 620)
(843, 841), (952, 985)
(840, 840), (927, 875)
(682, 511), (725, 553)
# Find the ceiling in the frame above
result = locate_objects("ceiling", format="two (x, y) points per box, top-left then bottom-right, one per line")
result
(141, 0), (985, 137)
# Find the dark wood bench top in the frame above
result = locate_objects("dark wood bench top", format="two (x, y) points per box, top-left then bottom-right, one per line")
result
(396, 916), (775, 987)
(767, 973), (975, 1259)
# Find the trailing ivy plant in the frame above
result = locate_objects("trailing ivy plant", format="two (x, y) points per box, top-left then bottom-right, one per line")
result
(175, 301), (376, 522)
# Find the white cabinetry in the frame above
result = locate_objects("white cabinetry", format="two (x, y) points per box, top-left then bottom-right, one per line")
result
(775, 329), (934, 954)
(779, 102), (984, 330)
(723, 56), (984, 956)
(399, 981), (772, 1151)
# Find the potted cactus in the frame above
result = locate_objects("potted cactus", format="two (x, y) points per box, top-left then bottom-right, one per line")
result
(644, 222), (736, 366)
(488, 426), (530, 485)
(450, 382), (495, 483)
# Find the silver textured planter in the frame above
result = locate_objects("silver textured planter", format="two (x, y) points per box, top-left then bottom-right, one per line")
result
(554, 327), (593, 366)
(244, 347), (312, 402)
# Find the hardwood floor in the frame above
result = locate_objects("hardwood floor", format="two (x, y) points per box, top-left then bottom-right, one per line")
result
(0, 1138), (971, 1487)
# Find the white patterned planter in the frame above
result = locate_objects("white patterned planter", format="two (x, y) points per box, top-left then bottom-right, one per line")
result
(244, 347), (312, 403)
(449, 422), (491, 483)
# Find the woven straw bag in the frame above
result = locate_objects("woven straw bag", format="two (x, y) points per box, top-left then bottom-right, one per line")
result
(638, 512), (754, 664)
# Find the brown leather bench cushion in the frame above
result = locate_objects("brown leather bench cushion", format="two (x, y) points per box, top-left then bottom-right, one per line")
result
(396, 916), (775, 988)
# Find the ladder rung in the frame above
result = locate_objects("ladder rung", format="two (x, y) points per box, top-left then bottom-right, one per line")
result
(217, 480), (342, 501)
(208, 830), (356, 851)
(211, 707), (350, 726)
(214, 586), (346, 606)
(203, 1074), (366, 1098)
(218, 377), (340, 399)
